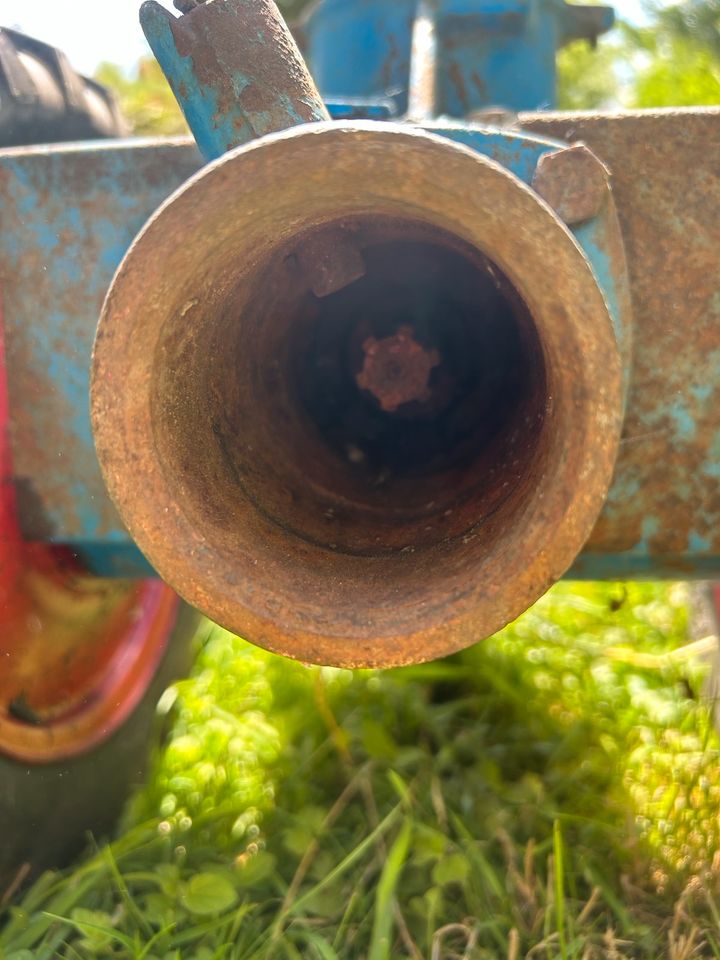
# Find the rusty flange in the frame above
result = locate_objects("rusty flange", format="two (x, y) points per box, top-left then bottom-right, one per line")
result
(92, 122), (622, 668)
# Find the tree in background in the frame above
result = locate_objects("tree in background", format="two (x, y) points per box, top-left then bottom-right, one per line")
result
(95, 60), (188, 136)
(626, 1), (720, 107)
(556, 35), (622, 110)
(98, 0), (720, 133)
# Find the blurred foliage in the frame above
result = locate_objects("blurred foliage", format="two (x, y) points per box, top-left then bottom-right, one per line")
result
(95, 60), (188, 136)
(656, 0), (720, 57)
(623, 18), (720, 107)
(558, 2), (720, 110)
(557, 37), (622, 110)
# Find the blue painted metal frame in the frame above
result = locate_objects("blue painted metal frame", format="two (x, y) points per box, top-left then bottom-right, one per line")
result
(0, 121), (629, 578)
(4, 0), (719, 582)
(0, 138), (201, 576)
(303, 0), (613, 118)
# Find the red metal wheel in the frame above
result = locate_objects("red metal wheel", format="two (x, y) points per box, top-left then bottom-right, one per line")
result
(0, 545), (182, 764)
(0, 295), (187, 766)
(0, 304), (200, 888)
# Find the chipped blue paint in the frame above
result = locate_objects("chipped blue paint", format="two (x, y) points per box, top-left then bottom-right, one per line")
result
(0, 139), (201, 576)
(691, 383), (713, 403)
(636, 517), (660, 556)
(689, 532), (712, 553)
(140, 0), (329, 162)
(669, 400), (697, 442)
(704, 432), (720, 479)
(142, 4), (233, 161)
(572, 218), (633, 402)
(423, 121), (560, 184)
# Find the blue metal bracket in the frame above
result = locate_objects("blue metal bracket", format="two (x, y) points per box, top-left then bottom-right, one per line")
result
(303, 0), (614, 118)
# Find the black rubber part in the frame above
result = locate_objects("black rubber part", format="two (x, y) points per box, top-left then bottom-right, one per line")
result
(0, 604), (202, 893)
(0, 27), (126, 147)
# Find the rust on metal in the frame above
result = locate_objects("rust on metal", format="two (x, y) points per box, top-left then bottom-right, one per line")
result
(0, 546), (179, 764)
(293, 226), (366, 298)
(532, 142), (610, 225)
(174, 0), (207, 11)
(92, 123), (622, 669)
(142, 0), (330, 158)
(0, 140), (201, 544)
(521, 107), (720, 571)
(356, 325), (440, 411)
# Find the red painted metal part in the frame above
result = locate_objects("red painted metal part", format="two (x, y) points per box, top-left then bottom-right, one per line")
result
(0, 289), (180, 765)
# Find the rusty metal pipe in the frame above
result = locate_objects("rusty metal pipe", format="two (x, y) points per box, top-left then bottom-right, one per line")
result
(140, 0), (330, 160)
(92, 123), (623, 668)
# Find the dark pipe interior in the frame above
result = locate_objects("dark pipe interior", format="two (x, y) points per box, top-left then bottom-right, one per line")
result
(295, 239), (535, 482)
(158, 216), (549, 560)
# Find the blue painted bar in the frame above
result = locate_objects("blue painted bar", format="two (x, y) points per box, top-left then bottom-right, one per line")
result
(0, 122), (691, 579)
(140, 0), (329, 161)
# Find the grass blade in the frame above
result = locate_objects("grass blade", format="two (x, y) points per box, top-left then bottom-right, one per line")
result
(553, 820), (567, 960)
(368, 819), (413, 960)
(285, 803), (402, 918)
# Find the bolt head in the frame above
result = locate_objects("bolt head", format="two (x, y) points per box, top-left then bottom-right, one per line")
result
(532, 143), (610, 226)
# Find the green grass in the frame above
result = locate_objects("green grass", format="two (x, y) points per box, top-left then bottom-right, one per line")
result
(3, 582), (720, 958)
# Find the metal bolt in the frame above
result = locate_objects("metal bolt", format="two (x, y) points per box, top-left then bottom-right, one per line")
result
(356, 326), (440, 412)
(532, 143), (610, 226)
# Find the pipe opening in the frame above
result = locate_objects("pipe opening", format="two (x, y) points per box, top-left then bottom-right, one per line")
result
(96, 125), (622, 661)
(155, 217), (549, 563)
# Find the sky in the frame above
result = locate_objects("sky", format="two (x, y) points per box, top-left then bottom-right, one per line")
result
(0, 0), (651, 76)
(0, 0), (177, 74)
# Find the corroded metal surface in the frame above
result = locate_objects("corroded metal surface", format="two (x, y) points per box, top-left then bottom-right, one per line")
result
(92, 123), (622, 668)
(293, 226), (367, 298)
(521, 108), (720, 576)
(0, 138), (201, 570)
(141, 0), (330, 161)
(0, 550), (179, 764)
(357, 326), (441, 412)
(532, 143), (611, 226)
